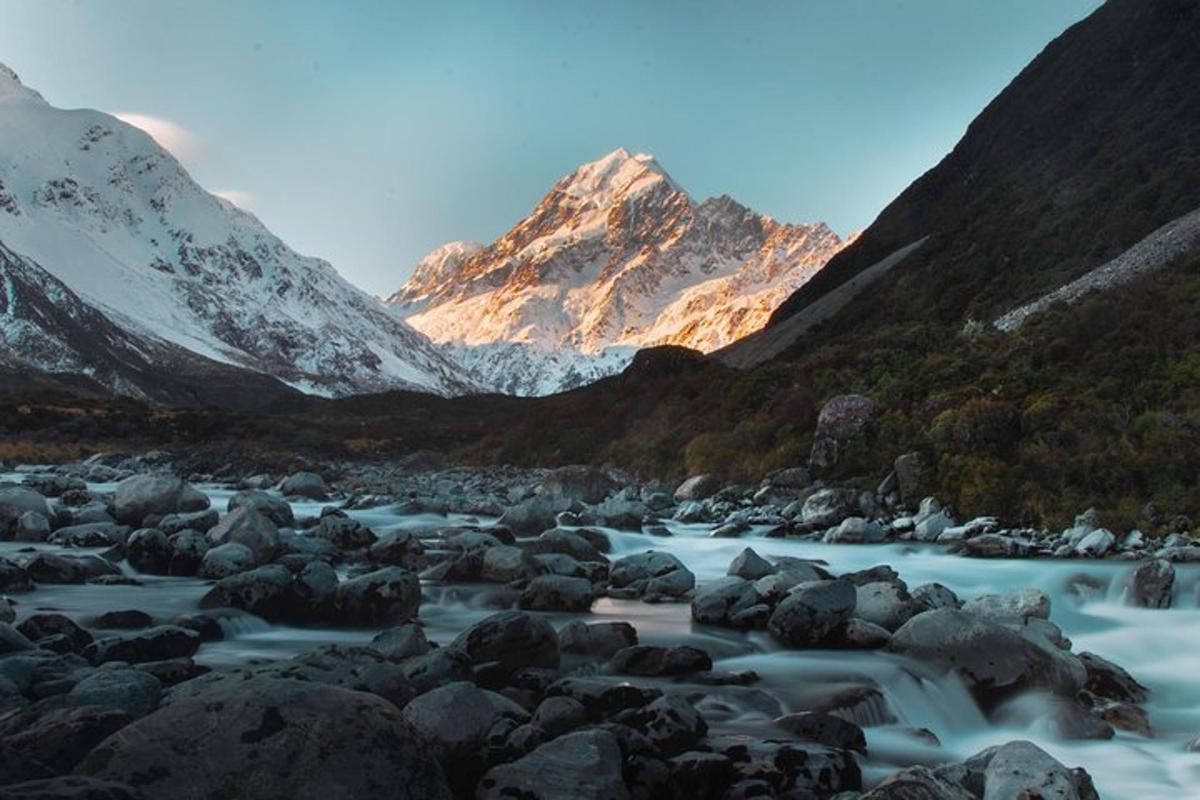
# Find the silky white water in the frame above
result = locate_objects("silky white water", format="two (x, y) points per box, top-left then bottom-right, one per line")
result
(5, 476), (1199, 799)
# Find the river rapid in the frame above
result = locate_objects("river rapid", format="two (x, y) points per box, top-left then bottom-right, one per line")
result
(3, 474), (1198, 800)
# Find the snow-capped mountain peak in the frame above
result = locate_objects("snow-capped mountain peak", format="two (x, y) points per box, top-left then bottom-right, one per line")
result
(385, 148), (848, 395)
(0, 63), (45, 104)
(0, 66), (477, 398)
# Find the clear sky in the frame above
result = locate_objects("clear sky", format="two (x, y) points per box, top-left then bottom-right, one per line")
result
(0, 0), (1102, 295)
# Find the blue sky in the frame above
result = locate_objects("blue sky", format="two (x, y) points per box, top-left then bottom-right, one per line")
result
(0, 0), (1101, 294)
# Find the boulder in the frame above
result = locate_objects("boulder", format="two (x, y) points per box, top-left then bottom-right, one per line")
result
(368, 529), (426, 569)
(200, 564), (293, 619)
(0, 777), (143, 800)
(961, 588), (1050, 621)
(824, 517), (887, 544)
(774, 711), (867, 753)
(767, 579), (856, 647)
(559, 621), (638, 660)
(279, 471), (327, 499)
(451, 610), (560, 673)
(610, 645), (711, 676)
(609, 551), (694, 600)
(911, 582), (961, 611)
(1128, 558), (1174, 608)
(673, 474), (721, 502)
(85, 625), (201, 665)
(371, 624), (431, 662)
(198, 542), (256, 578)
(810, 394), (874, 471)
(17, 613), (93, 653)
(0, 487), (54, 533)
(76, 677), (451, 800)
(615, 695), (707, 757)
(519, 575), (596, 612)
(227, 489), (294, 526)
(46, 523), (129, 548)
(167, 529), (209, 575)
(1080, 651), (1148, 704)
(23, 553), (120, 584)
(158, 508), (219, 535)
(1075, 528), (1116, 557)
(401, 680), (529, 764)
(334, 567), (421, 626)
(0, 622), (36, 655)
(0, 705), (136, 784)
(66, 667), (162, 716)
(314, 512), (376, 550)
(978, 740), (1091, 800)
(540, 466), (618, 504)
(854, 581), (921, 632)
(477, 729), (627, 800)
(113, 475), (208, 525)
(125, 528), (171, 574)
(892, 452), (925, 506)
(727, 547), (775, 581)
(859, 766), (974, 800)
(13, 511), (50, 542)
(205, 506), (279, 563)
(801, 489), (854, 527)
(498, 495), (572, 535)
(691, 577), (768, 629)
(889, 609), (1085, 703)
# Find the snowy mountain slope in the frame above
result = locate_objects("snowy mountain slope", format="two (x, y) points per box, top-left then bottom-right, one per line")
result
(385, 148), (846, 395)
(0, 63), (476, 398)
(0, 241), (299, 407)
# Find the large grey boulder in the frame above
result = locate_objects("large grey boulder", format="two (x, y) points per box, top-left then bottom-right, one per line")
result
(801, 489), (854, 527)
(0, 487), (53, 533)
(200, 564), (293, 618)
(673, 474), (721, 502)
(113, 475), (208, 525)
(889, 609), (1085, 703)
(206, 506), (279, 563)
(227, 489), (294, 526)
(540, 466), (617, 504)
(519, 575), (596, 612)
(279, 471), (327, 500)
(0, 705), (136, 784)
(961, 588), (1050, 621)
(558, 621), (638, 660)
(400, 681), (528, 763)
(727, 547), (775, 581)
(85, 626), (201, 666)
(66, 667), (162, 716)
(334, 567), (421, 626)
(450, 610), (560, 673)
(977, 740), (1091, 800)
(477, 728), (628, 800)
(198, 542), (256, 579)
(498, 495), (572, 535)
(767, 579), (856, 647)
(1128, 558), (1174, 608)
(125, 528), (171, 574)
(691, 577), (768, 629)
(76, 677), (452, 800)
(810, 394), (874, 471)
(854, 581), (921, 632)
(824, 517), (887, 544)
(609, 551), (694, 600)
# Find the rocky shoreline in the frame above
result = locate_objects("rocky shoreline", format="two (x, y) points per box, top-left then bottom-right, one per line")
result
(0, 452), (1191, 799)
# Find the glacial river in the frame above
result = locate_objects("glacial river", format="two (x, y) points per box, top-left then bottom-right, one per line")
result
(4, 476), (1198, 799)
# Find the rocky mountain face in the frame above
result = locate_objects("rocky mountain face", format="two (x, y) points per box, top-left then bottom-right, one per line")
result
(746, 0), (1200, 363)
(0, 64), (476, 402)
(386, 148), (846, 395)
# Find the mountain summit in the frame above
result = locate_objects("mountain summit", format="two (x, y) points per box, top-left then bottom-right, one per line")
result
(386, 147), (846, 394)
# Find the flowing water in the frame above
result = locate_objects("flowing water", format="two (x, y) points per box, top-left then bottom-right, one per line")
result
(5, 475), (1199, 799)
